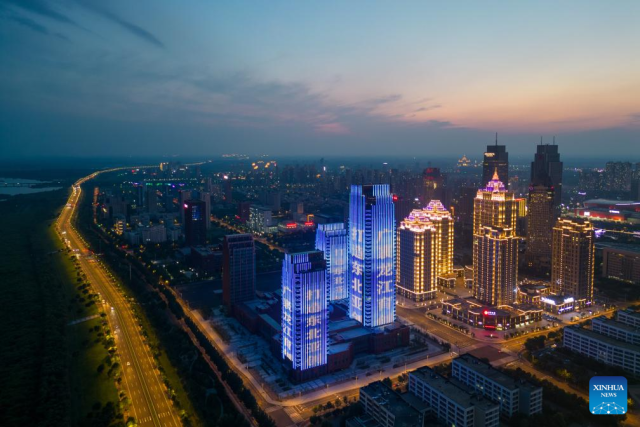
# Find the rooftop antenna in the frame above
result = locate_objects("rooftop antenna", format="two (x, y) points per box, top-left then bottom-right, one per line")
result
(553, 136), (556, 145)
(495, 132), (498, 145)
(540, 136), (543, 145)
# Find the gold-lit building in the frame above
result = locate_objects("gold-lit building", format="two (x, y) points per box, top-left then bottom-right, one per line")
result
(397, 210), (436, 301)
(525, 185), (555, 271)
(473, 226), (518, 306)
(551, 217), (595, 302)
(396, 201), (453, 301)
(473, 170), (518, 234)
(424, 200), (454, 278)
(473, 171), (519, 306)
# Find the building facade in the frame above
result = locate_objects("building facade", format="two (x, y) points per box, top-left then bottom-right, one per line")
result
(409, 367), (500, 427)
(424, 200), (454, 278)
(525, 185), (555, 271)
(563, 326), (640, 377)
(592, 316), (640, 346)
(349, 185), (396, 328)
(473, 171), (518, 234)
(281, 251), (328, 381)
(396, 209), (436, 301)
(452, 354), (543, 417)
(602, 245), (640, 284)
(473, 226), (518, 306)
(315, 223), (349, 301)
(482, 139), (509, 187)
(183, 199), (207, 246)
(222, 234), (256, 309)
(551, 218), (595, 302)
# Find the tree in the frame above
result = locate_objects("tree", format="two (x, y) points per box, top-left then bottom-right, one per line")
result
(382, 377), (392, 388)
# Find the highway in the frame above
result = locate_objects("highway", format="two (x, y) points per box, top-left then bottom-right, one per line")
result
(57, 172), (181, 427)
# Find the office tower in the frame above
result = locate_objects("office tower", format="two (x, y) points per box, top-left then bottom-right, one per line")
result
(606, 161), (633, 192)
(457, 186), (477, 231)
(525, 185), (554, 271)
(531, 143), (563, 208)
(223, 177), (233, 202)
(473, 170), (517, 234)
(397, 209), (436, 301)
(424, 200), (454, 277)
(473, 226), (518, 306)
(200, 191), (211, 229)
(222, 234), (256, 309)
(281, 251), (328, 379)
(349, 184), (396, 327)
(183, 199), (207, 246)
(551, 218), (595, 302)
(146, 187), (159, 214)
(422, 167), (444, 203)
(315, 223), (349, 301)
(179, 190), (192, 224)
(248, 205), (273, 234)
(482, 136), (509, 187)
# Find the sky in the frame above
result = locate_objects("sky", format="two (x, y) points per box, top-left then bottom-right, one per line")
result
(1, 1), (639, 160)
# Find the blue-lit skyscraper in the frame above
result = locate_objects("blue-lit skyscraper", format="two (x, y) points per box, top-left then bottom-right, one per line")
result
(348, 184), (396, 328)
(315, 223), (348, 301)
(281, 251), (328, 380)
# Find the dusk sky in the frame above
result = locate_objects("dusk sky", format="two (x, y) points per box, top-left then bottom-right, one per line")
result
(1, 1), (639, 159)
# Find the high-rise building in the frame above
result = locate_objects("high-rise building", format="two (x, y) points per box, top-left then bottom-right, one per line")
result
(473, 171), (517, 234)
(179, 190), (192, 224)
(222, 234), (255, 309)
(473, 226), (518, 306)
(146, 187), (159, 213)
(422, 167), (444, 204)
(397, 209), (436, 301)
(525, 185), (555, 271)
(531, 143), (563, 208)
(200, 191), (211, 229)
(551, 218), (595, 302)
(606, 161), (633, 192)
(349, 184), (396, 327)
(183, 199), (207, 246)
(631, 163), (640, 201)
(281, 251), (328, 380)
(482, 136), (509, 187)
(315, 223), (348, 301)
(424, 200), (454, 277)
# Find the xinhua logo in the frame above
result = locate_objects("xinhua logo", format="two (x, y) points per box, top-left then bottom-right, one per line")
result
(589, 376), (627, 415)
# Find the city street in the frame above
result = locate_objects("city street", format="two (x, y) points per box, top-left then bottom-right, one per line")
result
(58, 174), (181, 427)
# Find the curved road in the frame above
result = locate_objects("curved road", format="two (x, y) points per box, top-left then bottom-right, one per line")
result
(57, 172), (181, 427)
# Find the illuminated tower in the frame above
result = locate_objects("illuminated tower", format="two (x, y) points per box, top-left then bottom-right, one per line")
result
(551, 218), (594, 302)
(473, 170), (517, 234)
(473, 226), (518, 306)
(482, 135), (509, 187)
(424, 200), (454, 277)
(473, 173), (518, 306)
(281, 251), (328, 380)
(397, 209), (436, 301)
(349, 184), (396, 327)
(315, 223), (348, 301)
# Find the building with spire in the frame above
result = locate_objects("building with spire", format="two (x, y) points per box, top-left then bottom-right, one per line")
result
(482, 134), (509, 187)
(349, 184), (396, 327)
(526, 142), (563, 273)
(473, 172), (518, 306)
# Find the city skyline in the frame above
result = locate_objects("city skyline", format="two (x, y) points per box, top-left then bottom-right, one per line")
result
(2, 2), (640, 158)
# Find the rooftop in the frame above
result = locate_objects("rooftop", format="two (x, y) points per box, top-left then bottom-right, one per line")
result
(454, 354), (541, 393)
(620, 309), (640, 320)
(592, 316), (640, 334)
(566, 326), (640, 353)
(360, 382), (425, 427)
(410, 367), (498, 411)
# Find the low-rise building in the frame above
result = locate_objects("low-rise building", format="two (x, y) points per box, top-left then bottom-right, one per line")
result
(442, 297), (542, 330)
(452, 354), (542, 417)
(359, 381), (428, 427)
(409, 367), (500, 427)
(592, 316), (640, 346)
(618, 309), (640, 328)
(563, 325), (640, 377)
